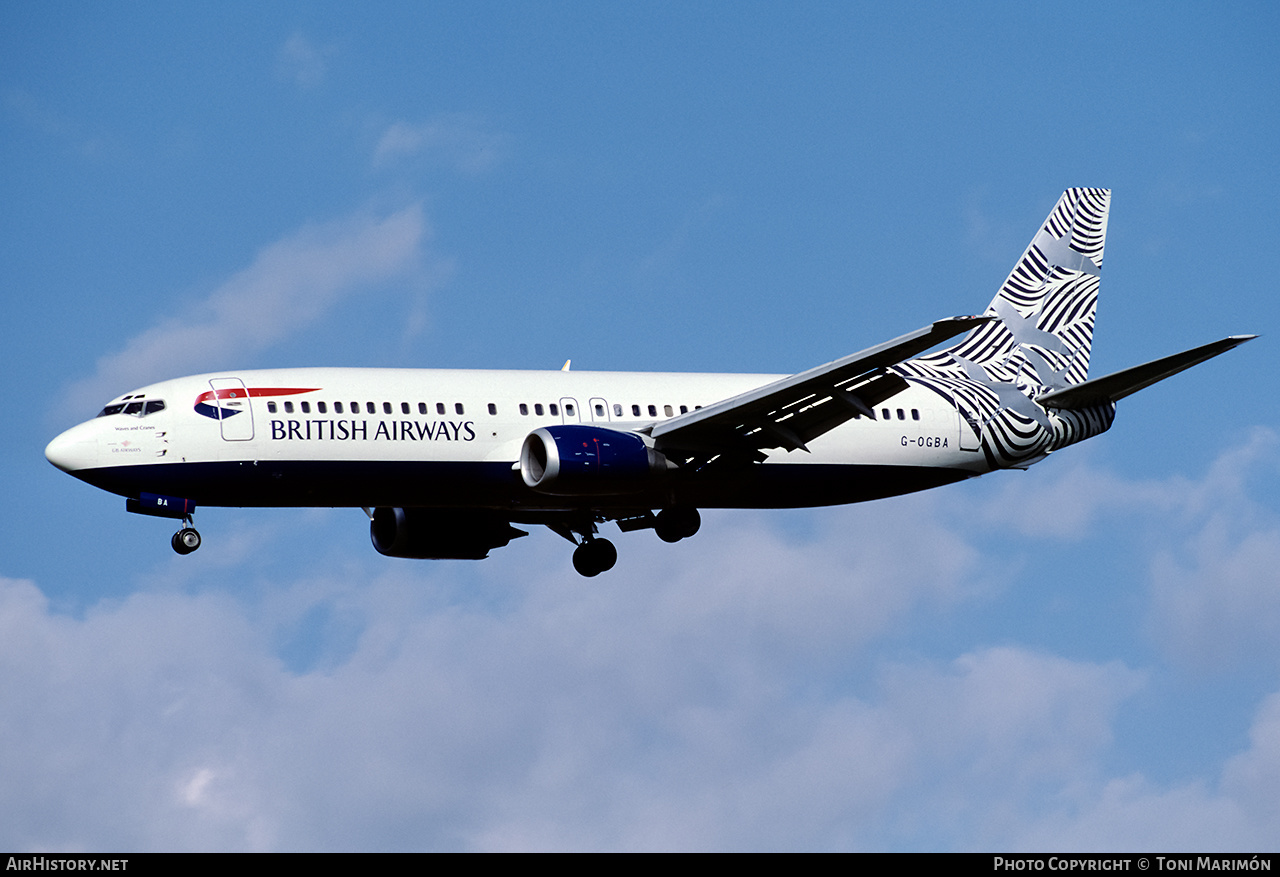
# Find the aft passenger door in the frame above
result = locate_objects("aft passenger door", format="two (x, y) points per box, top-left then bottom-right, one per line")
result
(208, 377), (254, 441)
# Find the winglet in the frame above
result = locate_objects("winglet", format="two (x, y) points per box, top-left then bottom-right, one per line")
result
(561, 359), (571, 372)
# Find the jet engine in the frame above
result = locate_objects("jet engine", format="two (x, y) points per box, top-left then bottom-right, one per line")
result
(370, 507), (526, 559)
(519, 424), (675, 495)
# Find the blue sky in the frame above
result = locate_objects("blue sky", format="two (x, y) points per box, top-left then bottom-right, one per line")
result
(3, 2), (1279, 851)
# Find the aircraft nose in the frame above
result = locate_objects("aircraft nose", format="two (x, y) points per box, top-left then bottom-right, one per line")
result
(45, 422), (99, 473)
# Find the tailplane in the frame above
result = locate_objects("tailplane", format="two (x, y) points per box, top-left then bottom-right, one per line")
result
(1038, 334), (1257, 410)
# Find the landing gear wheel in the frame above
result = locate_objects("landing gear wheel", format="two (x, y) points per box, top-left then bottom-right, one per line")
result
(572, 538), (617, 577)
(655, 507), (701, 543)
(171, 527), (201, 555)
(593, 538), (617, 573)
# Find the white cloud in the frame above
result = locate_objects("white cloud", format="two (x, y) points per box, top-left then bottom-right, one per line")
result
(961, 449), (1181, 541)
(964, 429), (1280, 672)
(373, 116), (505, 173)
(1146, 429), (1280, 670)
(58, 205), (431, 420)
(276, 34), (333, 89)
(1009, 690), (1280, 851)
(0, 566), (1163, 851)
(7, 432), (1280, 850)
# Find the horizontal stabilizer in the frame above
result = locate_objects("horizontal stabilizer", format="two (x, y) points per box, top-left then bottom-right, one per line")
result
(1037, 335), (1257, 410)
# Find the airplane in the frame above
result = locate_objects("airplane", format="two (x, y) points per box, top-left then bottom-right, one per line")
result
(45, 188), (1256, 576)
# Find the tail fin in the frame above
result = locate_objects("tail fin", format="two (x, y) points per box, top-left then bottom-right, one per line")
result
(946, 187), (1110, 388)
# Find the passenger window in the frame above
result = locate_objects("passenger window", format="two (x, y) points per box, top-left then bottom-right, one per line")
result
(679, 405), (688, 414)
(648, 405), (657, 417)
(613, 404), (622, 416)
(318, 401), (327, 414)
(487, 403), (497, 415)
(664, 405), (673, 417)
(402, 402), (411, 414)
(351, 402), (359, 413)
(632, 404), (641, 417)
(267, 401), (278, 414)
(520, 403), (529, 416)
(897, 409), (905, 420)
(550, 404), (559, 416)
(456, 402), (465, 415)
(881, 408), (890, 420)
(301, 401), (310, 414)
(335, 401), (344, 414)
(594, 404), (604, 417)
(437, 403), (446, 415)
(284, 401), (294, 414)
(383, 402), (393, 415)
(912, 409), (920, 421)
(367, 402), (376, 414)
(419, 402), (428, 415)
(534, 403), (544, 416)
(565, 403), (575, 416)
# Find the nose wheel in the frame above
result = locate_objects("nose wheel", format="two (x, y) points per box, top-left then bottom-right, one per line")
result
(171, 523), (201, 555)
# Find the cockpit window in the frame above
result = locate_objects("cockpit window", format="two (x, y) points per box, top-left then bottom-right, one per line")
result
(96, 398), (166, 418)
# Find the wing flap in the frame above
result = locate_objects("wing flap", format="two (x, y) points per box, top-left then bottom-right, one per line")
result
(652, 315), (991, 455)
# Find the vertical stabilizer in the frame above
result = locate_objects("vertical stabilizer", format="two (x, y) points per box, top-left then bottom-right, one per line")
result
(946, 187), (1110, 387)
(894, 189), (1114, 467)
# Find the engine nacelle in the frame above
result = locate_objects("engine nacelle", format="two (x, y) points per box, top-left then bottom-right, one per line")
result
(370, 507), (525, 559)
(519, 424), (674, 495)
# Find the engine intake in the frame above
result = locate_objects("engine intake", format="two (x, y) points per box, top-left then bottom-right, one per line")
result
(519, 424), (673, 495)
(370, 507), (526, 559)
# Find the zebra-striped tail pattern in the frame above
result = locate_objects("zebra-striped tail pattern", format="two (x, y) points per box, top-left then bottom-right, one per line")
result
(894, 188), (1116, 469)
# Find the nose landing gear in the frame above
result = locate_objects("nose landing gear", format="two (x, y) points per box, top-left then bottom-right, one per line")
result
(171, 518), (201, 555)
(125, 493), (202, 556)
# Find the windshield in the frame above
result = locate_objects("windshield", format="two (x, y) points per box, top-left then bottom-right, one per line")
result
(96, 398), (165, 418)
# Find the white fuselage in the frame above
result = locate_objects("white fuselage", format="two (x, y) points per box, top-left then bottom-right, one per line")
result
(46, 367), (990, 516)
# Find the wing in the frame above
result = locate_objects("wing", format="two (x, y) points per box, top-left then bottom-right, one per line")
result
(650, 315), (993, 461)
(1036, 335), (1257, 410)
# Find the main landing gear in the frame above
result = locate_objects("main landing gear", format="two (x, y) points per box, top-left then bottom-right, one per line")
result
(572, 537), (617, 577)
(171, 518), (201, 555)
(550, 515), (619, 577)
(557, 507), (701, 577)
(654, 507), (701, 543)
